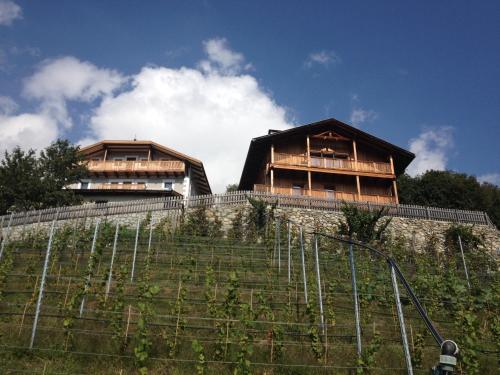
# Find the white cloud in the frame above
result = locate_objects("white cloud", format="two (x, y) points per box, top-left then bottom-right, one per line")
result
(305, 50), (340, 68)
(198, 38), (252, 75)
(0, 0), (21, 26)
(349, 108), (378, 127)
(0, 96), (18, 115)
(477, 173), (500, 186)
(406, 127), (454, 176)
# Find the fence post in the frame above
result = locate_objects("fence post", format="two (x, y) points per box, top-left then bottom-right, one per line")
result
(348, 241), (362, 357)
(389, 262), (414, 375)
(313, 235), (325, 335)
(30, 218), (57, 349)
(105, 223), (120, 301)
(299, 227), (308, 305)
(457, 235), (471, 290)
(79, 219), (101, 317)
(0, 212), (13, 262)
(130, 218), (141, 282)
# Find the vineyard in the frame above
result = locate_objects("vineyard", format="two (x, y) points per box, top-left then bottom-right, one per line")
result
(0, 203), (498, 374)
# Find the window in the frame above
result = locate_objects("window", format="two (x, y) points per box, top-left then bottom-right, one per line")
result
(164, 182), (173, 191)
(292, 184), (303, 196)
(123, 181), (132, 184)
(126, 156), (137, 161)
(81, 182), (89, 189)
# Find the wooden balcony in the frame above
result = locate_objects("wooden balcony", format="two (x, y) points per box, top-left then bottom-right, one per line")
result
(254, 184), (396, 204)
(86, 160), (185, 176)
(272, 152), (393, 175)
(91, 183), (147, 190)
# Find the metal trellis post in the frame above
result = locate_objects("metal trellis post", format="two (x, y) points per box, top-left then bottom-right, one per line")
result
(277, 218), (281, 273)
(390, 262), (414, 375)
(314, 235), (325, 334)
(105, 223), (120, 301)
(299, 227), (308, 305)
(349, 242), (362, 357)
(287, 221), (291, 283)
(80, 219), (101, 317)
(0, 212), (14, 261)
(130, 218), (141, 282)
(457, 235), (471, 290)
(30, 218), (57, 349)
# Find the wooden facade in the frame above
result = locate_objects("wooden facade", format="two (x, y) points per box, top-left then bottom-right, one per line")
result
(239, 118), (415, 204)
(70, 140), (211, 202)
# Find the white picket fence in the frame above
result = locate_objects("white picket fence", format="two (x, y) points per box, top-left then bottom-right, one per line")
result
(0, 190), (494, 228)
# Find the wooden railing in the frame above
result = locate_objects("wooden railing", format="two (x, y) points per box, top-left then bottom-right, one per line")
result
(273, 152), (392, 175)
(91, 183), (147, 191)
(87, 160), (185, 173)
(254, 184), (396, 204)
(0, 191), (493, 228)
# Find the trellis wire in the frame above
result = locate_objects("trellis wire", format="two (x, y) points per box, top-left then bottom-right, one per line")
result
(105, 223), (120, 301)
(29, 218), (57, 349)
(390, 263), (414, 375)
(79, 219), (101, 317)
(348, 241), (362, 357)
(457, 235), (471, 290)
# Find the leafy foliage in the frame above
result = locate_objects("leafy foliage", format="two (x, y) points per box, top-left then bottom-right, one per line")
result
(339, 204), (391, 243)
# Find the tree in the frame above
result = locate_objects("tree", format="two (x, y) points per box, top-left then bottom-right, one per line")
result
(397, 170), (500, 227)
(0, 139), (87, 214)
(225, 183), (239, 193)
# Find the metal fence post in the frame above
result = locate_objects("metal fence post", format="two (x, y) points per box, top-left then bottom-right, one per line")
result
(80, 219), (101, 317)
(457, 235), (471, 289)
(287, 221), (291, 284)
(314, 235), (325, 334)
(277, 218), (281, 273)
(30, 218), (57, 349)
(390, 262), (414, 375)
(147, 218), (154, 257)
(0, 212), (13, 261)
(105, 223), (120, 301)
(349, 242), (362, 357)
(299, 227), (308, 305)
(130, 218), (141, 282)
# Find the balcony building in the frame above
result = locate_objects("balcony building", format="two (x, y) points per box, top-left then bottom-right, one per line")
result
(69, 140), (211, 203)
(238, 118), (415, 204)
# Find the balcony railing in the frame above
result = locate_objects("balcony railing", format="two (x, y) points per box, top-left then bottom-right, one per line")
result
(90, 183), (147, 191)
(254, 184), (396, 204)
(87, 160), (185, 173)
(273, 152), (392, 175)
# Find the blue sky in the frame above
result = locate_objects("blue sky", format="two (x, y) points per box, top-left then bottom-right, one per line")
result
(0, 0), (499, 191)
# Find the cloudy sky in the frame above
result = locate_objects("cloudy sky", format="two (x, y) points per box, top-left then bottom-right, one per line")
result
(0, 1), (499, 191)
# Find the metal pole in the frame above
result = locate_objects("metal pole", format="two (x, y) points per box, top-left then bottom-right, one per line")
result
(287, 221), (291, 283)
(277, 218), (281, 273)
(457, 235), (471, 289)
(314, 235), (325, 334)
(130, 218), (141, 282)
(105, 223), (120, 301)
(299, 227), (308, 305)
(147, 219), (153, 257)
(79, 219), (100, 316)
(0, 212), (14, 262)
(30, 219), (57, 349)
(390, 262), (414, 375)
(349, 242), (362, 356)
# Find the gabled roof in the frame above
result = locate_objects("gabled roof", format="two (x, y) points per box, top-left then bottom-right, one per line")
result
(239, 117), (415, 189)
(80, 140), (211, 194)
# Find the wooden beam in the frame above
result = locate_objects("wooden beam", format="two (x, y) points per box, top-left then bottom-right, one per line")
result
(306, 135), (311, 167)
(356, 175), (361, 200)
(352, 139), (358, 170)
(272, 164), (394, 179)
(103, 147), (108, 161)
(270, 168), (274, 194)
(271, 144), (275, 164)
(308, 171), (312, 195)
(392, 179), (399, 204)
(389, 155), (395, 175)
(148, 147), (151, 161)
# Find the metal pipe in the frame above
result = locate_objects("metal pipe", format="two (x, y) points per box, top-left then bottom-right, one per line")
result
(390, 263), (414, 375)
(277, 218), (281, 273)
(147, 219), (153, 257)
(287, 221), (291, 283)
(457, 235), (471, 289)
(130, 219), (141, 282)
(349, 242), (362, 356)
(299, 227), (308, 305)
(313, 235), (325, 334)
(30, 219), (57, 349)
(105, 223), (120, 301)
(79, 219), (101, 317)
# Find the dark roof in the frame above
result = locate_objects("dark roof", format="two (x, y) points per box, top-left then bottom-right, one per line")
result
(238, 117), (415, 189)
(80, 140), (211, 194)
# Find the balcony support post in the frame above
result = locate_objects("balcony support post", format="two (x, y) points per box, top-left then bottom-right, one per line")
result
(306, 135), (311, 167)
(308, 171), (312, 196)
(271, 144), (275, 164)
(270, 168), (274, 194)
(392, 180), (399, 204)
(352, 139), (358, 171)
(389, 155), (395, 175)
(356, 175), (361, 201)
(103, 147), (108, 161)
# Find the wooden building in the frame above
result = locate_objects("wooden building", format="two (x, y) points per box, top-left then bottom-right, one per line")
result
(69, 140), (211, 202)
(238, 118), (415, 204)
